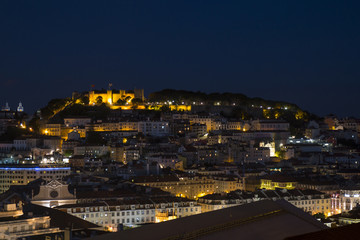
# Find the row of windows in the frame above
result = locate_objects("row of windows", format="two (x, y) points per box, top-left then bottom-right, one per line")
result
(112, 217), (155, 224)
(91, 217), (155, 225)
(80, 210), (155, 219)
(73, 207), (198, 215)
(293, 199), (329, 205)
(302, 206), (328, 211)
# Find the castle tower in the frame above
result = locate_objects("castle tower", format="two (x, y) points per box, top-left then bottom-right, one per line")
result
(134, 89), (144, 101)
(107, 90), (113, 104)
(17, 102), (24, 112)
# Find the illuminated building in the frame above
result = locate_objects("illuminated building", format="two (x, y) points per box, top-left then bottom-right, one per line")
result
(260, 175), (297, 190)
(0, 204), (62, 240)
(224, 121), (251, 131)
(339, 187), (360, 212)
(198, 189), (331, 216)
(88, 89), (144, 105)
(189, 115), (214, 132)
(43, 123), (61, 136)
(86, 120), (170, 136)
(56, 197), (200, 231)
(124, 147), (140, 162)
(88, 121), (138, 132)
(133, 175), (243, 200)
(88, 200), (327, 240)
(0, 166), (71, 193)
(16, 101), (24, 112)
(133, 175), (214, 199)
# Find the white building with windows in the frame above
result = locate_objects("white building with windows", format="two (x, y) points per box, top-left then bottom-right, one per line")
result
(339, 188), (360, 212)
(138, 121), (170, 136)
(56, 197), (201, 231)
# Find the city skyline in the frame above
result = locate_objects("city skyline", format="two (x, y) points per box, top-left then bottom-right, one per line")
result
(2, 2), (360, 239)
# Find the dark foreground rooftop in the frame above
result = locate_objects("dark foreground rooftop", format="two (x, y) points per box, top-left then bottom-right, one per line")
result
(88, 200), (327, 240)
(285, 222), (360, 240)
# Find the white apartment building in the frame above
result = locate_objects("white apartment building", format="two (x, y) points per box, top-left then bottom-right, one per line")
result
(57, 197), (201, 231)
(339, 188), (360, 212)
(138, 121), (169, 136)
(198, 189), (331, 216)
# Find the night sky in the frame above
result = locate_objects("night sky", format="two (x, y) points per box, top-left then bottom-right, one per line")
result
(1, 1), (360, 117)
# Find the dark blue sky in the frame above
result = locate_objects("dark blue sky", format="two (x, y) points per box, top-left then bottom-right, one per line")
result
(1, 1), (360, 117)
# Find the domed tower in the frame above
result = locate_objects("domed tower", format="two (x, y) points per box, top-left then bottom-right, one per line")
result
(2, 102), (10, 111)
(17, 101), (24, 112)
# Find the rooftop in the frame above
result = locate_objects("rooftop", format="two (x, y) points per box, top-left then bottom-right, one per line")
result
(88, 200), (326, 240)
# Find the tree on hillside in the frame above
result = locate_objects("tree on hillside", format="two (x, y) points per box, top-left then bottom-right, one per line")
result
(124, 96), (132, 103)
(80, 96), (89, 105)
(96, 96), (103, 104)
(117, 99), (126, 105)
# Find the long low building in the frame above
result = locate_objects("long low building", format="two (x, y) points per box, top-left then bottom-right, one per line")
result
(198, 189), (332, 216)
(56, 196), (201, 231)
(132, 174), (243, 200)
(87, 200), (327, 240)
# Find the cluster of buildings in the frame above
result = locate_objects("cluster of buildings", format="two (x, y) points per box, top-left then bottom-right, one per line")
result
(1, 90), (360, 238)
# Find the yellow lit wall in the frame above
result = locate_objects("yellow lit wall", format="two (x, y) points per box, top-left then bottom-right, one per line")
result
(89, 90), (136, 105)
(260, 179), (296, 190)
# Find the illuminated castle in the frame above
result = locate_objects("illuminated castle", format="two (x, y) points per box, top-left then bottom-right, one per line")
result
(88, 89), (144, 105)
